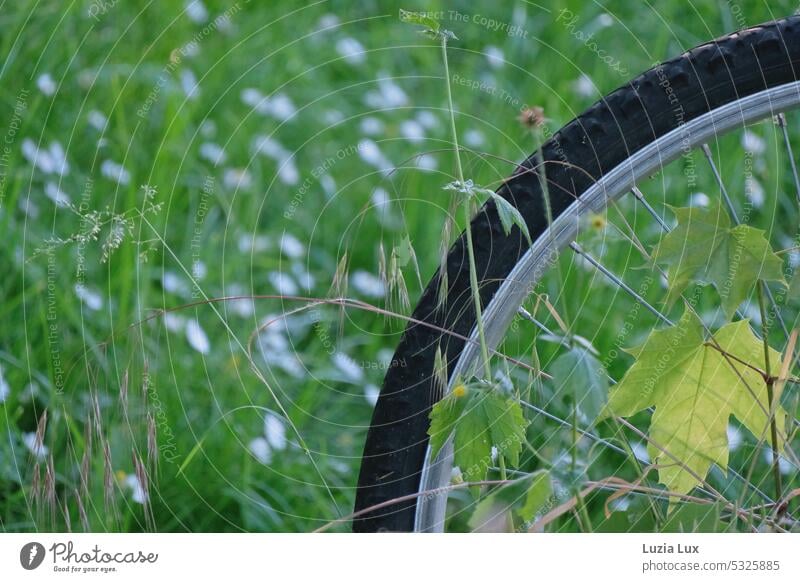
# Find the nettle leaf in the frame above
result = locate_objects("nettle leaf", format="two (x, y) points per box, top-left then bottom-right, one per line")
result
(653, 203), (786, 319)
(489, 192), (532, 244)
(602, 309), (788, 498)
(398, 9), (456, 40)
(468, 470), (551, 532)
(550, 346), (608, 422)
(428, 385), (529, 482)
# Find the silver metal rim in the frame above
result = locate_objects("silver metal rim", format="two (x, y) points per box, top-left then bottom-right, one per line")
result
(414, 79), (800, 532)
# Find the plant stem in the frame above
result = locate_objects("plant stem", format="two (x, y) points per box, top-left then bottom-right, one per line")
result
(441, 36), (492, 383)
(756, 281), (783, 503)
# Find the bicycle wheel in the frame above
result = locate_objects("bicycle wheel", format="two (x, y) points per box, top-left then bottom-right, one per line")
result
(355, 15), (800, 532)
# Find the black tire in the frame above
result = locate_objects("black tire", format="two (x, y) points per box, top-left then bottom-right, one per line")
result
(354, 15), (800, 532)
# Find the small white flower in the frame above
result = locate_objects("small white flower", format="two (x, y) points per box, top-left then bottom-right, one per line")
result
(223, 168), (253, 190)
(45, 182), (70, 207)
(763, 447), (793, 475)
(248, 437), (272, 464)
(317, 14), (340, 30)
(689, 192), (710, 207)
(199, 142), (226, 165)
(180, 69), (200, 100)
(323, 109), (344, 125)
(484, 45), (505, 69)
(74, 284), (103, 311)
(319, 173), (336, 196)
(124, 474), (148, 504)
(745, 175), (765, 208)
(264, 414), (287, 451)
(364, 384), (379, 407)
(185, 0), (208, 23)
(416, 110), (438, 129)
(277, 159), (299, 185)
(186, 318), (210, 354)
(279, 233), (304, 258)
(268, 271), (298, 295)
(37, 73), (56, 96)
(336, 37), (366, 65)
(162, 271), (189, 295)
(742, 130), (766, 155)
(87, 110), (108, 131)
(163, 312), (185, 332)
(351, 270), (385, 298)
(22, 432), (48, 459)
(595, 13), (614, 28)
(364, 76), (408, 109)
(360, 116), (384, 136)
(291, 263), (316, 291)
(333, 352), (364, 382)
(400, 119), (425, 143)
(241, 88), (268, 112)
(200, 119), (216, 137)
(573, 74), (595, 98)
(464, 129), (485, 148)
(267, 93), (296, 121)
(0, 365), (10, 403)
(415, 153), (438, 171)
(358, 139), (392, 174)
(100, 159), (131, 185)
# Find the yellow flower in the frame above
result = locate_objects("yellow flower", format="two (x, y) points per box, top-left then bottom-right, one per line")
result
(590, 213), (606, 230)
(452, 383), (468, 398)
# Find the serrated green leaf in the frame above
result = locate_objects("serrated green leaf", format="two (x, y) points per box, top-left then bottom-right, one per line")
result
(603, 309), (788, 498)
(428, 389), (529, 483)
(490, 192), (531, 243)
(467, 470), (551, 532)
(661, 502), (730, 532)
(653, 203), (786, 318)
(398, 8), (440, 31)
(427, 385), (469, 461)
(550, 347), (609, 422)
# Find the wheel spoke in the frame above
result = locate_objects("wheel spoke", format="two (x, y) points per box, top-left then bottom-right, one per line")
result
(568, 241), (672, 325)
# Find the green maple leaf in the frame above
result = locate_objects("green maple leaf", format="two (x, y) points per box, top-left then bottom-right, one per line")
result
(428, 385), (529, 483)
(601, 309), (788, 497)
(653, 203), (786, 319)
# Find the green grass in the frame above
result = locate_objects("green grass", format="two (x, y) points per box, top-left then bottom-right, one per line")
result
(0, 0), (798, 532)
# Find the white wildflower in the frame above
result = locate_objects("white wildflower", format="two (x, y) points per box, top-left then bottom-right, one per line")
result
(124, 474), (148, 504)
(351, 270), (385, 298)
(279, 233), (304, 258)
(0, 365), (9, 403)
(248, 437), (272, 464)
(399, 119), (425, 143)
(364, 384), (379, 407)
(464, 129), (485, 148)
(484, 45), (505, 69)
(22, 432), (48, 459)
(87, 110), (108, 131)
(37, 73), (56, 96)
(357, 139), (392, 174)
(360, 116), (384, 136)
(268, 271), (298, 295)
(742, 130), (766, 155)
(185, 0), (208, 23)
(100, 159), (131, 185)
(223, 168), (253, 190)
(333, 352), (363, 382)
(186, 319), (210, 354)
(264, 414), (287, 451)
(199, 142), (226, 165)
(45, 182), (70, 207)
(74, 284), (103, 311)
(180, 69), (200, 100)
(336, 37), (366, 65)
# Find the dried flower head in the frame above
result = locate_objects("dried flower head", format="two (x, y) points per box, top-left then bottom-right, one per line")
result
(518, 106), (546, 129)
